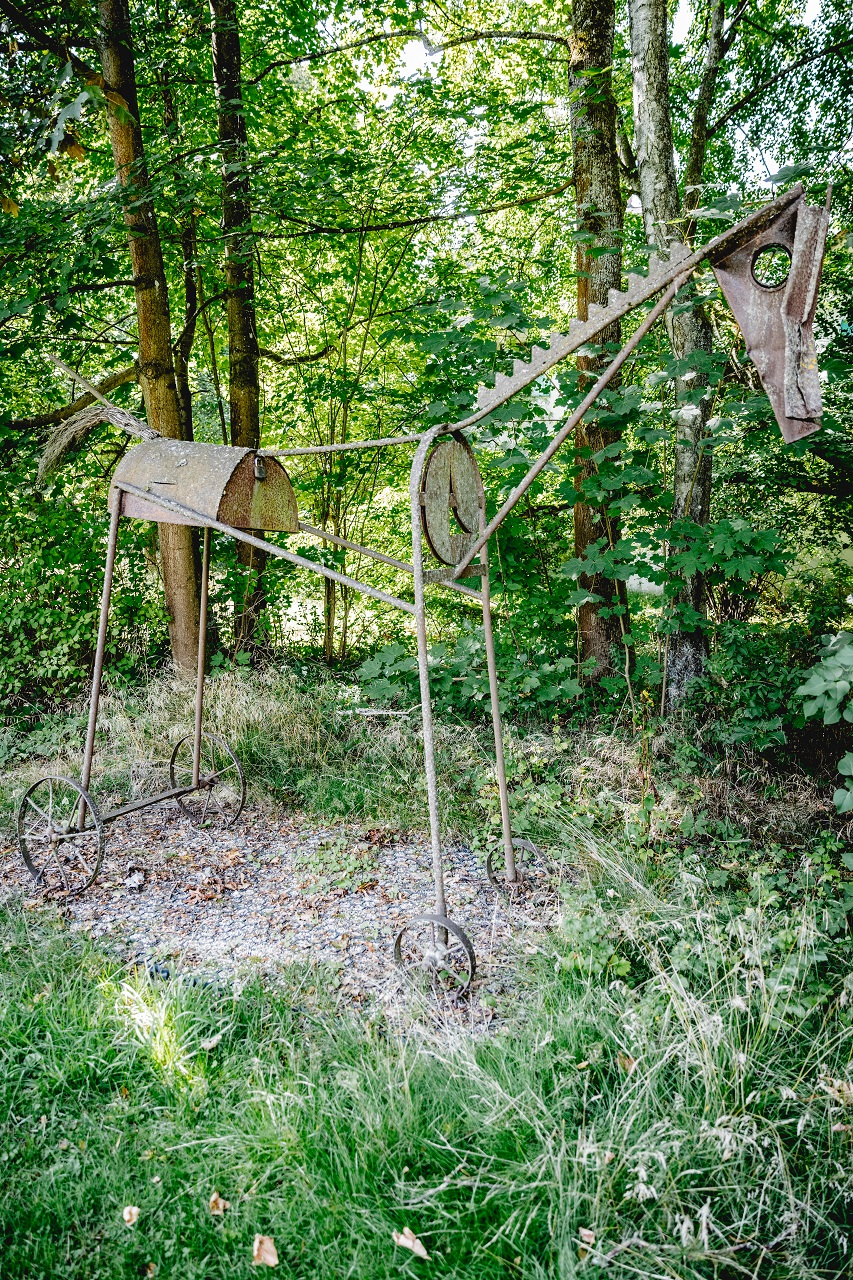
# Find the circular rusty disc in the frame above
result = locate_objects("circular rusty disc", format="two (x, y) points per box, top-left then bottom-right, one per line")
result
(420, 438), (482, 566)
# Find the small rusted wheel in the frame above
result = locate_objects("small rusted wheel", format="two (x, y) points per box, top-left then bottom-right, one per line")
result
(18, 775), (104, 896)
(169, 733), (245, 828)
(393, 914), (476, 995)
(486, 837), (538, 892)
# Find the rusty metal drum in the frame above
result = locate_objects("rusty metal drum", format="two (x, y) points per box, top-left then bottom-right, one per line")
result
(110, 439), (299, 532)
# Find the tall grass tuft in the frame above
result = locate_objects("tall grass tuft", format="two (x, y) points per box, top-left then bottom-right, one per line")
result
(1, 869), (852, 1278)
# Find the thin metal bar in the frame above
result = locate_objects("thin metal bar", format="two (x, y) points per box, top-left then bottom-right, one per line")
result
(452, 277), (684, 578)
(192, 526), (211, 789)
(296, 521), (484, 601)
(115, 482), (418, 615)
(479, 547), (517, 883)
(80, 502), (121, 805)
(101, 785), (199, 824)
(264, 434), (422, 457)
(409, 442), (446, 920)
(297, 522), (413, 571)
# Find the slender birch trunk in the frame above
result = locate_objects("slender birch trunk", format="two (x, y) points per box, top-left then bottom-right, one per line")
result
(629, 0), (715, 708)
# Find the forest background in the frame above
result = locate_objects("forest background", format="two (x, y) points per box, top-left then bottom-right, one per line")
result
(1, 0), (852, 765)
(3, 2), (853, 1277)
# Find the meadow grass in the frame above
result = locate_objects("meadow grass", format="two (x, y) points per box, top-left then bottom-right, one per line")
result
(2, 863), (852, 1279)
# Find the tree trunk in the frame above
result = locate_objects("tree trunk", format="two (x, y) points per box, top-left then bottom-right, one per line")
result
(209, 0), (265, 651)
(98, 0), (199, 673)
(160, 78), (197, 442)
(628, 0), (716, 709)
(570, 0), (627, 677)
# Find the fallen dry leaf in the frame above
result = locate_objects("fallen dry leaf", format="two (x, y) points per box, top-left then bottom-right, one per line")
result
(393, 1226), (430, 1260)
(617, 1052), (637, 1075)
(579, 1227), (595, 1245)
(201, 1033), (223, 1051)
(209, 1190), (230, 1215)
(252, 1235), (279, 1267)
(123, 1205), (140, 1226)
(145, 1265), (157, 1277)
(821, 1076), (853, 1105)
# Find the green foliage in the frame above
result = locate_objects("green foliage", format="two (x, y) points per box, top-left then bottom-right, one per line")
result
(357, 634), (585, 717)
(4, 855), (853, 1279)
(292, 833), (379, 894)
(688, 621), (807, 750)
(0, 453), (169, 711)
(797, 632), (853, 810)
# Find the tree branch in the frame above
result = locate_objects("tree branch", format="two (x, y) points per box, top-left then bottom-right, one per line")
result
(259, 343), (336, 367)
(272, 179), (574, 238)
(248, 27), (571, 85)
(0, 0), (129, 109)
(708, 36), (853, 136)
(9, 363), (138, 432)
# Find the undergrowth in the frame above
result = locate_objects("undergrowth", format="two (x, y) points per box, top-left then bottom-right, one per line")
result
(0, 665), (844, 876)
(2, 842), (853, 1278)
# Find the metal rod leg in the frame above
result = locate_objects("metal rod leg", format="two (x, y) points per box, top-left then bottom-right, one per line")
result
(411, 506), (446, 920)
(192, 526), (211, 789)
(480, 547), (517, 883)
(79, 503), (121, 822)
(81, 502), (121, 790)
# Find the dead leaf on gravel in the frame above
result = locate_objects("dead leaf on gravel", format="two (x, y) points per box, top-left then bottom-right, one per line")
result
(123, 1205), (140, 1226)
(393, 1226), (430, 1259)
(209, 1190), (230, 1214)
(252, 1234), (279, 1266)
(200, 1032), (223, 1051)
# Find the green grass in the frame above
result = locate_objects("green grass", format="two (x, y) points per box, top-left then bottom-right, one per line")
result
(2, 860), (853, 1279)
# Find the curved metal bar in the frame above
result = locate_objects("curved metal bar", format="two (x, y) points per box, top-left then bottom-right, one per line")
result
(263, 433), (422, 457)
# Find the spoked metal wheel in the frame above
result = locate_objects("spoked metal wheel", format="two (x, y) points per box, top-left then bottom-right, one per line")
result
(18, 776), (104, 896)
(393, 914), (476, 995)
(486, 837), (538, 892)
(169, 733), (245, 828)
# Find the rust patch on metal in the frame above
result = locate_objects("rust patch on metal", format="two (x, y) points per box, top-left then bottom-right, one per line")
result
(218, 453), (298, 532)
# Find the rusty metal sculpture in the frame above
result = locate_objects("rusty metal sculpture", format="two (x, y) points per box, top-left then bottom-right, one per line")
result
(17, 184), (829, 994)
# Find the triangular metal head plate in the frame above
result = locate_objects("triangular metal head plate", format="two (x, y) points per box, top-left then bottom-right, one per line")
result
(709, 189), (829, 443)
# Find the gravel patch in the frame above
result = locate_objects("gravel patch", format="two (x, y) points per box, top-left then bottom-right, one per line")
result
(0, 802), (568, 1011)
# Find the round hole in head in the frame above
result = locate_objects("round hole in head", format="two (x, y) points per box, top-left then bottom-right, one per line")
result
(751, 244), (791, 290)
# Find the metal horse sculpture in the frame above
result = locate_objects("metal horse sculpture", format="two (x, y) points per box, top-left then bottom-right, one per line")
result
(17, 184), (829, 992)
